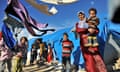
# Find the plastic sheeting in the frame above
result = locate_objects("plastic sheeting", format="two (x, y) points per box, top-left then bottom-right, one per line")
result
(28, 20), (120, 67)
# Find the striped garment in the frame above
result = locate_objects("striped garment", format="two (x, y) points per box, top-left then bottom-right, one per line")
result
(62, 40), (73, 57)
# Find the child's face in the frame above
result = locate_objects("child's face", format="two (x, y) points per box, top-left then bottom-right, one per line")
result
(89, 10), (96, 17)
(88, 28), (96, 34)
(63, 35), (68, 41)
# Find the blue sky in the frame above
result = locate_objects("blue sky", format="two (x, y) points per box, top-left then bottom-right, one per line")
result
(0, 0), (108, 31)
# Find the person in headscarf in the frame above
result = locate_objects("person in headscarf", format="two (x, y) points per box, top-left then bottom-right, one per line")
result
(72, 11), (88, 71)
(75, 9), (107, 72)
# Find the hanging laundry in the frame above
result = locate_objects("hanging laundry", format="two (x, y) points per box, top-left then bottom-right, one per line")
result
(5, 0), (48, 36)
(3, 14), (24, 32)
(1, 23), (16, 50)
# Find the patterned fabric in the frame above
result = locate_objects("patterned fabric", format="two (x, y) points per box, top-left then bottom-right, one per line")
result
(87, 16), (100, 26)
(62, 40), (73, 57)
(5, 0), (47, 36)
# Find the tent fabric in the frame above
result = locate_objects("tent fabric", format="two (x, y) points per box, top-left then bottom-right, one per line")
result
(98, 20), (120, 56)
(2, 23), (16, 50)
(28, 21), (120, 67)
(28, 27), (85, 67)
(41, 20), (120, 66)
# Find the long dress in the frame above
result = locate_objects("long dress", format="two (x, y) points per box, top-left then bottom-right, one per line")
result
(76, 22), (107, 72)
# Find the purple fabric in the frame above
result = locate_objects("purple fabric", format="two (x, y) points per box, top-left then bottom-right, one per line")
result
(5, 0), (47, 36)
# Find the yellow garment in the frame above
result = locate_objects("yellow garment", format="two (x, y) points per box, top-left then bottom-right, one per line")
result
(12, 56), (22, 72)
(39, 43), (45, 56)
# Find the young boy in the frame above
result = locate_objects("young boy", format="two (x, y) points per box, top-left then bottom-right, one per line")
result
(87, 8), (100, 26)
(62, 33), (74, 72)
(85, 8), (99, 47)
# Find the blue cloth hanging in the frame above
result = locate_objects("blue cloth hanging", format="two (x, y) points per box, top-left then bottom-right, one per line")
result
(2, 23), (16, 49)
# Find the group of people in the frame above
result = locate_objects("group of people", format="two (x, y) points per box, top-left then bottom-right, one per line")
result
(0, 7), (116, 72)
(0, 32), (54, 72)
(61, 8), (107, 72)
(0, 32), (28, 72)
(74, 8), (107, 72)
(30, 38), (53, 65)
